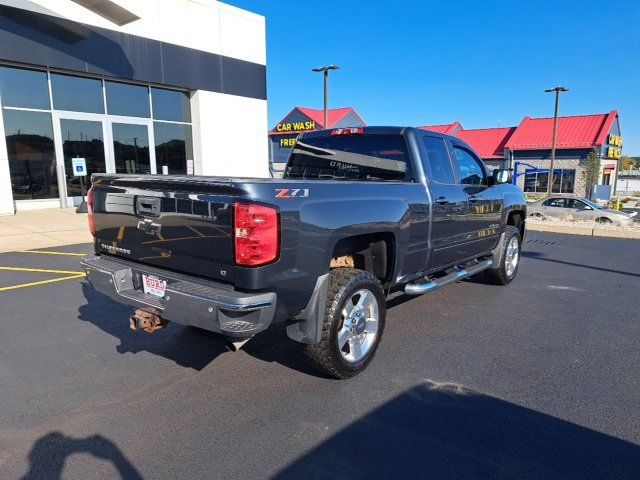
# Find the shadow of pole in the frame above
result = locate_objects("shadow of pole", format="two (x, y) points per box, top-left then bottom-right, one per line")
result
(522, 251), (640, 278)
(273, 381), (640, 479)
(21, 432), (143, 480)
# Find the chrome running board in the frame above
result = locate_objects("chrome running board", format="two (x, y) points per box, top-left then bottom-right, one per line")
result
(404, 259), (493, 295)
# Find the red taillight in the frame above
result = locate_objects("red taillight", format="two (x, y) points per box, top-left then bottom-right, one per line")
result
(87, 188), (96, 237)
(331, 127), (364, 136)
(234, 202), (279, 267)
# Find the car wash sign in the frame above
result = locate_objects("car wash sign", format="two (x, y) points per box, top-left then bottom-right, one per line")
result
(275, 120), (316, 133)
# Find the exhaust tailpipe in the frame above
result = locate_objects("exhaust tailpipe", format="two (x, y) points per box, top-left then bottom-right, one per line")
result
(130, 308), (168, 333)
(225, 337), (253, 352)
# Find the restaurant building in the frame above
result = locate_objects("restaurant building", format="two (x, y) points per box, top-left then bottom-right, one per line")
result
(0, 0), (268, 215)
(422, 111), (622, 199)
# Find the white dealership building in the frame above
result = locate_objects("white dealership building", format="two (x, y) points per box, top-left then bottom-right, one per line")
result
(0, 0), (268, 215)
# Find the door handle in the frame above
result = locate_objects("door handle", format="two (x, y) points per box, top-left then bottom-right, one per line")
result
(435, 196), (449, 205)
(136, 196), (161, 217)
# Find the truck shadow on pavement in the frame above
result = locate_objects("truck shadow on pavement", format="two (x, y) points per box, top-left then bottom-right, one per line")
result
(78, 284), (320, 375)
(272, 381), (640, 480)
(78, 284), (228, 371)
(21, 432), (143, 480)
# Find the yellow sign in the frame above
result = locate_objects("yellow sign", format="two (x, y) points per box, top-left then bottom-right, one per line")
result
(608, 134), (623, 147)
(276, 121), (316, 132)
(280, 137), (297, 147)
(607, 146), (622, 159)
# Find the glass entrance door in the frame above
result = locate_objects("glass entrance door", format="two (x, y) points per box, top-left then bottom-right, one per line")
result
(53, 112), (109, 203)
(108, 119), (156, 174)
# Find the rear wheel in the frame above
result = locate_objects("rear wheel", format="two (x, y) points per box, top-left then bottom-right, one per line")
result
(596, 217), (612, 224)
(305, 268), (386, 379)
(485, 225), (521, 285)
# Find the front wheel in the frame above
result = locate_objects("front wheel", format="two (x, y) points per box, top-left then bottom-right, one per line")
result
(485, 225), (521, 285)
(305, 268), (386, 379)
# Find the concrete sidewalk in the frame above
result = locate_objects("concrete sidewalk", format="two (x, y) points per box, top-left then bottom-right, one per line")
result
(0, 208), (92, 253)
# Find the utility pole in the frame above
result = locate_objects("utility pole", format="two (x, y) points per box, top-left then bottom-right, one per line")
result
(544, 86), (569, 195)
(312, 65), (340, 129)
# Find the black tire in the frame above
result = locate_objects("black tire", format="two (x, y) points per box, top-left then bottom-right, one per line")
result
(305, 268), (386, 379)
(484, 225), (521, 285)
(596, 217), (612, 224)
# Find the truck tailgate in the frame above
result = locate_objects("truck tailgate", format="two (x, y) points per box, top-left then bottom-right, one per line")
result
(91, 175), (236, 283)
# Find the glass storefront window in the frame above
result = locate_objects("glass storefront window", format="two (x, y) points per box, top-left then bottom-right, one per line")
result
(3, 110), (57, 200)
(51, 73), (104, 113)
(112, 123), (151, 174)
(106, 81), (150, 118)
(151, 87), (191, 122)
(524, 170), (575, 193)
(0, 66), (50, 110)
(60, 119), (106, 197)
(154, 122), (192, 174)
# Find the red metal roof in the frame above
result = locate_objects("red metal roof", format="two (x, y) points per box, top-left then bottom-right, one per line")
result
(418, 121), (463, 135)
(456, 127), (517, 159)
(505, 111), (618, 150)
(296, 107), (357, 129)
(269, 107), (366, 134)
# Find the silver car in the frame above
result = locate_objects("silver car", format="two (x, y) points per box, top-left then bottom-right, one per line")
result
(528, 195), (637, 225)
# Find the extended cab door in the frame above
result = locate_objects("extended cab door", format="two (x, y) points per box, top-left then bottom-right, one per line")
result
(450, 142), (502, 257)
(419, 134), (469, 270)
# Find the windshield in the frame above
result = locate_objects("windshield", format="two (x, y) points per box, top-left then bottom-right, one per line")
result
(581, 198), (603, 209)
(284, 134), (412, 181)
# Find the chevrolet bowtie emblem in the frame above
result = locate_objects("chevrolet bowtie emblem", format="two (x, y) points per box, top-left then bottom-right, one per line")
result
(137, 218), (162, 235)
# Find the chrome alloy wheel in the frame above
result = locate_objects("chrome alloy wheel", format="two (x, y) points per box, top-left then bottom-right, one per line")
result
(505, 235), (520, 277)
(338, 289), (379, 363)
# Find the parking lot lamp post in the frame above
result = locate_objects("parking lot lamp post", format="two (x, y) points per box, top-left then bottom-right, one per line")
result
(544, 86), (569, 195)
(312, 65), (340, 129)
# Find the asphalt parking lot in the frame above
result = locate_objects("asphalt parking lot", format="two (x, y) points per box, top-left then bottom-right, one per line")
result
(1, 232), (639, 479)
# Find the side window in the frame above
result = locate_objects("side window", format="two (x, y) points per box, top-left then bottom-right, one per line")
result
(453, 146), (485, 185)
(422, 136), (454, 184)
(568, 199), (589, 210)
(543, 198), (566, 208)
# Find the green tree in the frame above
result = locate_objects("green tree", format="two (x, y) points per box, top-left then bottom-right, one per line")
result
(582, 149), (600, 200)
(619, 155), (636, 171)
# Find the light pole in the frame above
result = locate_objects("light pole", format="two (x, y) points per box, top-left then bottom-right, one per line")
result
(544, 86), (569, 195)
(312, 65), (340, 129)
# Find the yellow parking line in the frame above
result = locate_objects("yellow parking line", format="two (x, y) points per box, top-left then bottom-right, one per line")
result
(18, 250), (85, 257)
(186, 225), (205, 237)
(0, 266), (86, 275)
(0, 273), (85, 292)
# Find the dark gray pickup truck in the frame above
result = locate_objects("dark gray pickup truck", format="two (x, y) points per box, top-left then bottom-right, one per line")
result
(81, 127), (526, 378)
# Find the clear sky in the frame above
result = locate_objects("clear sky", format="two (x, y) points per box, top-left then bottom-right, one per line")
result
(228, 0), (640, 155)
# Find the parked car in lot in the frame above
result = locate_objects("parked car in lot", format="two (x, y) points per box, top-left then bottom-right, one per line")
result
(81, 127), (527, 378)
(528, 195), (637, 225)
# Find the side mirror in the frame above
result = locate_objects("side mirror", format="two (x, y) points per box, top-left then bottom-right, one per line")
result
(492, 169), (511, 185)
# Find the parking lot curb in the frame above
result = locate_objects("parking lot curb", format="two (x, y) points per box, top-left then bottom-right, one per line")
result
(592, 228), (640, 239)
(527, 223), (640, 239)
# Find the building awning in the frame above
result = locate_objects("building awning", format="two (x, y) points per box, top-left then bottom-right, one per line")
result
(603, 164), (616, 172)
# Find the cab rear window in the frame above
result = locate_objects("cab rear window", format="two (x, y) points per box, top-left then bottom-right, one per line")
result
(284, 134), (412, 181)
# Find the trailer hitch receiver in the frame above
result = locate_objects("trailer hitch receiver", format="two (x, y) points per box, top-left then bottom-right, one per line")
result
(130, 308), (168, 333)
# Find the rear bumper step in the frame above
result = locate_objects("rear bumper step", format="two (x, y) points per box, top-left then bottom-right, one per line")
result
(80, 255), (276, 337)
(404, 259), (493, 295)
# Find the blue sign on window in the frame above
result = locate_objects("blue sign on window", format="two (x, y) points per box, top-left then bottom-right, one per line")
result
(72, 157), (87, 177)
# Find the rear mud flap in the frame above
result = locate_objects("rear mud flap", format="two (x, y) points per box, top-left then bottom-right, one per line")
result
(285, 273), (329, 345)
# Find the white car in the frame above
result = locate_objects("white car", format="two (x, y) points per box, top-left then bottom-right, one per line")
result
(528, 195), (637, 225)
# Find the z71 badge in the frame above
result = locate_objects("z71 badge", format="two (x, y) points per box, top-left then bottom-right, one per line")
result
(275, 188), (309, 199)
